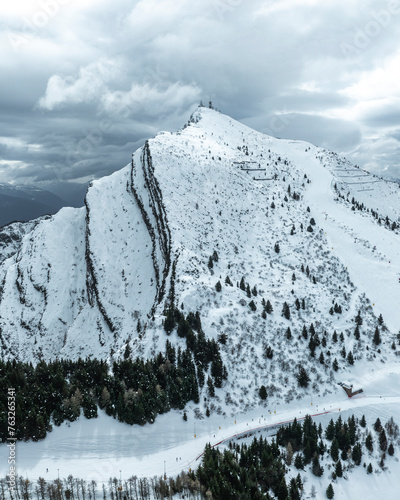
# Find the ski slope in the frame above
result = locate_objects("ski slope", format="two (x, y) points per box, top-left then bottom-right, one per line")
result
(272, 140), (400, 332)
(3, 365), (400, 500)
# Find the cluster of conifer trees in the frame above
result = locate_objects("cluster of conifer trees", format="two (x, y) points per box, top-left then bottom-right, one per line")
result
(0, 317), (226, 442)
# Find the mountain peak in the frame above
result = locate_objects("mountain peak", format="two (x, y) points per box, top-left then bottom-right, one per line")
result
(0, 111), (399, 414)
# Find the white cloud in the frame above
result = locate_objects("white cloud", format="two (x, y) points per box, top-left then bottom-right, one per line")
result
(254, 0), (329, 16)
(38, 59), (119, 110)
(99, 82), (202, 118)
(340, 50), (400, 102)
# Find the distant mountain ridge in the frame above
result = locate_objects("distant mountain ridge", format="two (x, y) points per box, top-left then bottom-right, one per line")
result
(0, 183), (65, 227)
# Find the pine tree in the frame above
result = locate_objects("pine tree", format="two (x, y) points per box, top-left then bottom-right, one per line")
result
(297, 367), (310, 388)
(367, 463), (373, 474)
(207, 377), (215, 397)
(249, 300), (257, 311)
(325, 419), (335, 440)
(378, 313), (384, 325)
(388, 443), (394, 456)
(211, 353), (225, 388)
(355, 310), (363, 325)
(239, 277), (246, 291)
(347, 351), (354, 365)
(246, 283), (251, 298)
(302, 325), (308, 339)
(326, 483), (334, 499)
(259, 385), (267, 400)
(225, 276), (233, 286)
(379, 429), (388, 451)
(354, 325), (360, 340)
(124, 343), (131, 360)
(265, 300), (273, 314)
(332, 358), (339, 371)
(373, 327), (381, 346)
(282, 302), (290, 320)
(215, 281), (222, 292)
(207, 256), (213, 269)
(265, 346), (274, 359)
(332, 330), (338, 343)
(366, 433), (373, 452)
(289, 478), (300, 500)
(286, 327), (292, 340)
(274, 242), (280, 253)
(275, 477), (288, 500)
(335, 460), (343, 478)
(374, 418), (382, 432)
(312, 454), (324, 476)
(294, 453), (304, 470)
(348, 415), (357, 445)
(360, 415), (366, 428)
(330, 438), (339, 461)
(352, 443), (362, 465)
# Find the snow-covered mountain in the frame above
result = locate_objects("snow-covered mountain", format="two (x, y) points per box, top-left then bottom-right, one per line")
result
(1, 107), (399, 409)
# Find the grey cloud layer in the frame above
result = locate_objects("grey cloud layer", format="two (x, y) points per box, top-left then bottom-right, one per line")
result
(1, 0), (399, 200)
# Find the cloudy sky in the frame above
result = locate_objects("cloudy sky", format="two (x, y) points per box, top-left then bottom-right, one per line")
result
(1, 0), (400, 203)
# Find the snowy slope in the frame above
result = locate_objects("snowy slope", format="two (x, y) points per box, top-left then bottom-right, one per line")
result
(0, 107), (399, 401)
(1, 107), (400, 499)
(0, 218), (46, 264)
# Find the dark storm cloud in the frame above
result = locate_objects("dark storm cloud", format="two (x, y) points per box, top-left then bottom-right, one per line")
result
(245, 113), (362, 152)
(361, 103), (400, 128)
(0, 0), (399, 204)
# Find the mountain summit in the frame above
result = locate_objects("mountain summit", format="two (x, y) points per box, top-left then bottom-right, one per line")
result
(0, 107), (399, 407)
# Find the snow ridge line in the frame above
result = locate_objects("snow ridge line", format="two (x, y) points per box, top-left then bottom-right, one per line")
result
(129, 158), (161, 312)
(84, 194), (116, 333)
(0, 273), (6, 303)
(129, 146), (172, 311)
(141, 142), (172, 304)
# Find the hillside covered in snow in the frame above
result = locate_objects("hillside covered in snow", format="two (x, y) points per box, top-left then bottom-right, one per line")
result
(1, 107), (400, 500)
(1, 108), (400, 405)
